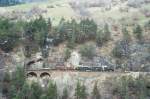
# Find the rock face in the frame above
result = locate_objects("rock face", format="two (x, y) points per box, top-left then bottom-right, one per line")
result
(69, 51), (81, 67)
(127, 43), (150, 71)
(80, 56), (115, 69)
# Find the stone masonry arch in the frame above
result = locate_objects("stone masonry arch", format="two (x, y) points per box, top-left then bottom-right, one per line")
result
(40, 72), (51, 78)
(27, 72), (38, 77)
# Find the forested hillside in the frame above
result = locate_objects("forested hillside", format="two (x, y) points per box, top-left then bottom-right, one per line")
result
(0, 0), (150, 99)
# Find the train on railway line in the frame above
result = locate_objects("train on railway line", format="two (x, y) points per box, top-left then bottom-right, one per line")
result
(26, 58), (114, 72)
(53, 65), (114, 72)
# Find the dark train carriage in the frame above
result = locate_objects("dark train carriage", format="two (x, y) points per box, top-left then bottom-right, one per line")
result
(91, 66), (103, 71)
(75, 66), (91, 72)
(103, 66), (114, 72)
(75, 65), (114, 72)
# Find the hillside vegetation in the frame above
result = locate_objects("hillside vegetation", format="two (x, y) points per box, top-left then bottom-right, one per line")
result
(0, 0), (150, 99)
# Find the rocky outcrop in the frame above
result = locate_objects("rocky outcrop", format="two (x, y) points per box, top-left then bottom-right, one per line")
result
(80, 56), (115, 69)
(69, 51), (81, 67)
(127, 42), (150, 71)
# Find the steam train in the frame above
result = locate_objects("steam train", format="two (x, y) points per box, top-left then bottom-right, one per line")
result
(26, 58), (114, 72)
(54, 65), (114, 72)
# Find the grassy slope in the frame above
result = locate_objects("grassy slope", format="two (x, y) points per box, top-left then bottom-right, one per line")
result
(0, 0), (149, 25)
(0, 0), (76, 25)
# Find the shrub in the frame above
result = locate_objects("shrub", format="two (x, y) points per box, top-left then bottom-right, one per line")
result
(112, 40), (130, 59)
(133, 24), (143, 42)
(75, 81), (87, 99)
(79, 44), (96, 59)
(64, 48), (71, 61)
(62, 87), (69, 99)
(92, 82), (101, 99)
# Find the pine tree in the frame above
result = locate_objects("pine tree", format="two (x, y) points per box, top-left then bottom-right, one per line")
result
(67, 19), (77, 49)
(136, 75), (147, 99)
(79, 19), (88, 42)
(92, 82), (101, 99)
(11, 67), (25, 89)
(96, 29), (104, 47)
(80, 84), (87, 99)
(57, 18), (67, 42)
(21, 83), (30, 99)
(103, 23), (111, 42)
(30, 82), (42, 99)
(75, 81), (87, 99)
(0, 18), (20, 52)
(62, 87), (68, 99)
(2, 72), (11, 96)
(133, 25), (143, 42)
(122, 27), (131, 43)
(64, 48), (71, 61)
(14, 90), (23, 99)
(96, 24), (111, 46)
(79, 44), (96, 59)
(75, 81), (81, 99)
(122, 27), (131, 58)
(112, 27), (131, 71)
(118, 76), (130, 99)
(46, 81), (57, 99)
(8, 85), (17, 99)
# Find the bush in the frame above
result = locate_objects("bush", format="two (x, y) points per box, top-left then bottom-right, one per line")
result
(75, 81), (87, 99)
(45, 81), (57, 99)
(64, 48), (71, 61)
(92, 82), (101, 99)
(103, 24), (111, 42)
(112, 40), (130, 59)
(30, 82), (42, 99)
(79, 44), (96, 59)
(133, 24), (143, 42)
(96, 29), (104, 47)
(62, 87), (69, 99)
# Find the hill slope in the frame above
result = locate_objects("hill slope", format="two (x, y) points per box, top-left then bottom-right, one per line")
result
(0, 0), (150, 25)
